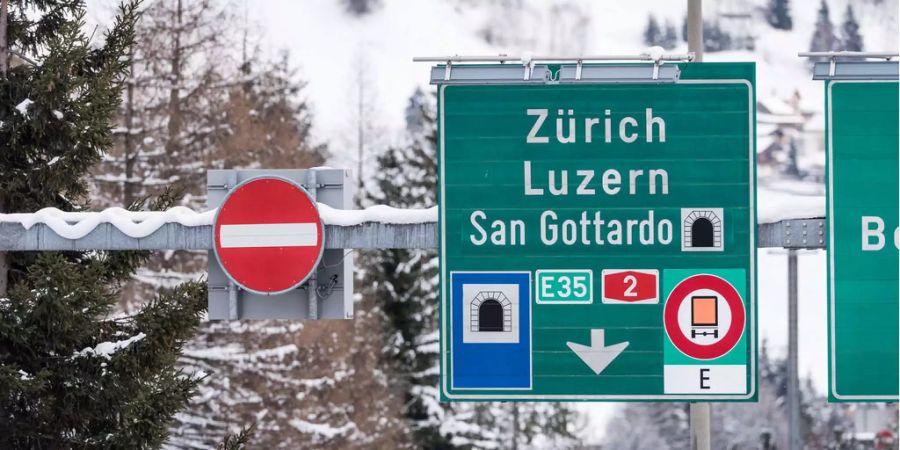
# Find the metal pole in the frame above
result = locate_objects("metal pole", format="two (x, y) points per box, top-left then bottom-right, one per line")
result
(0, 0), (9, 298)
(688, 0), (703, 63)
(687, 3), (710, 450)
(307, 170), (319, 320)
(228, 281), (239, 320)
(787, 250), (801, 449)
(690, 402), (711, 450)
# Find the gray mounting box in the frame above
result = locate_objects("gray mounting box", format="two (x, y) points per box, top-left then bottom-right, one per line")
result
(206, 169), (354, 320)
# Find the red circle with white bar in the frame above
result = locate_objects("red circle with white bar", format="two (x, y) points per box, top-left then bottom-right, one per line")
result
(213, 176), (324, 294)
(663, 274), (745, 360)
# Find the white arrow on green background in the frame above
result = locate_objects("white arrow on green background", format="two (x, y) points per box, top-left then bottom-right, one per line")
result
(566, 329), (629, 375)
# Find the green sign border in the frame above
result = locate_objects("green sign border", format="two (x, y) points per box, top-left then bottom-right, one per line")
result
(438, 63), (759, 401)
(826, 79), (900, 402)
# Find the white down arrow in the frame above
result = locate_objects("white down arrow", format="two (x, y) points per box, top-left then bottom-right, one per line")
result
(566, 329), (629, 375)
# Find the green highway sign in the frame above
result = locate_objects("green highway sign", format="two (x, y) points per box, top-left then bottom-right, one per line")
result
(438, 63), (758, 401)
(826, 77), (899, 402)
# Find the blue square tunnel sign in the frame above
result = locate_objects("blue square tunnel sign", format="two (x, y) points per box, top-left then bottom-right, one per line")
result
(450, 272), (532, 390)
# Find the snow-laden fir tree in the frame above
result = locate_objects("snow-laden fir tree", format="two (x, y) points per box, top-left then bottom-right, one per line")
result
(361, 87), (450, 448)
(644, 15), (678, 50)
(343, 0), (382, 16)
(91, 0), (239, 318)
(643, 15), (662, 47)
(87, 1), (406, 446)
(703, 20), (734, 52)
(680, 16), (736, 51)
(810, 0), (839, 56)
(362, 88), (581, 449)
(766, 0), (793, 30)
(839, 5), (864, 52)
(0, 1), (209, 447)
(662, 21), (679, 50)
(602, 340), (853, 449)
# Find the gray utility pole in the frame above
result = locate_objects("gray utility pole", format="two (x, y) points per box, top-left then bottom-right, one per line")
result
(687, 1), (710, 450)
(0, 0), (9, 298)
(787, 250), (801, 449)
(688, 0), (703, 64)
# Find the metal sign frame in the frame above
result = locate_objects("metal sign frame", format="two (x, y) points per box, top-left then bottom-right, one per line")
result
(207, 169), (353, 321)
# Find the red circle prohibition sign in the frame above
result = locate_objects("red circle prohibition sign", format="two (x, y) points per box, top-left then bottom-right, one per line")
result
(213, 176), (324, 295)
(663, 274), (745, 360)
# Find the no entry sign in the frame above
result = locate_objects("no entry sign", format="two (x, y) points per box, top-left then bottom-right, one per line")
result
(213, 176), (324, 295)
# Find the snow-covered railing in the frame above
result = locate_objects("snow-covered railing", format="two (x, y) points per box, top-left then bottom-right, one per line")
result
(0, 205), (438, 251)
(0, 198), (827, 251)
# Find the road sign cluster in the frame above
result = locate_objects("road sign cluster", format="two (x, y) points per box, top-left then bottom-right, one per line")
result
(438, 64), (757, 401)
(187, 58), (897, 405)
(434, 59), (899, 404)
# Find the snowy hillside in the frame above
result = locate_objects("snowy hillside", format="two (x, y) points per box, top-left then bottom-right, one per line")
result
(248, 0), (897, 157)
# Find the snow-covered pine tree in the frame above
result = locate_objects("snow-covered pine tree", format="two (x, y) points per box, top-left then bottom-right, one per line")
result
(604, 403), (689, 450)
(703, 20), (734, 52)
(766, 0), (793, 30)
(362, 88), (581, 449)
(170, 51), (408, 448)
(361, 87), (448, 448)
(0, 1), (208, 447)
(839, 4), (864, 52)
(91, 0), (239, 317)
(604, 341), (853, 449)
(680, 15), (735, 52)
(644, 15), (662, 47)
(343, 0), (382, 16)
(645, 15), (678, 50)
(215, 51), (327, 170)
(662, 20), (679, 50)
(810, 0), (839, 57)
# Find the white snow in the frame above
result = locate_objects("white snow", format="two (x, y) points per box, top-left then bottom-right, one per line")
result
(18, 369), (32, 380)
(288, 419), (356, 439)
(644, 45), (665, 62)
(0, 207), (216, 240)
(0, 203), (436, 239)
(74, 332), (146, 359)
(15, 99), (33, 116)
(52, 110), (64, 119)
(1, 193), (819, 239)
(47, 156), (60, 166)
(757, 186), (825, 223)
(317, 203), (436, 226)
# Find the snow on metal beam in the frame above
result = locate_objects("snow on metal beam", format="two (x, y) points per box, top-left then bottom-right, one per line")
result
(0, 218), (823, 251)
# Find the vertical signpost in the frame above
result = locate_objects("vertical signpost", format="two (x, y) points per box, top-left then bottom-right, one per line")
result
(822, 60), (899, 402)
(435, 61), (757, 401)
